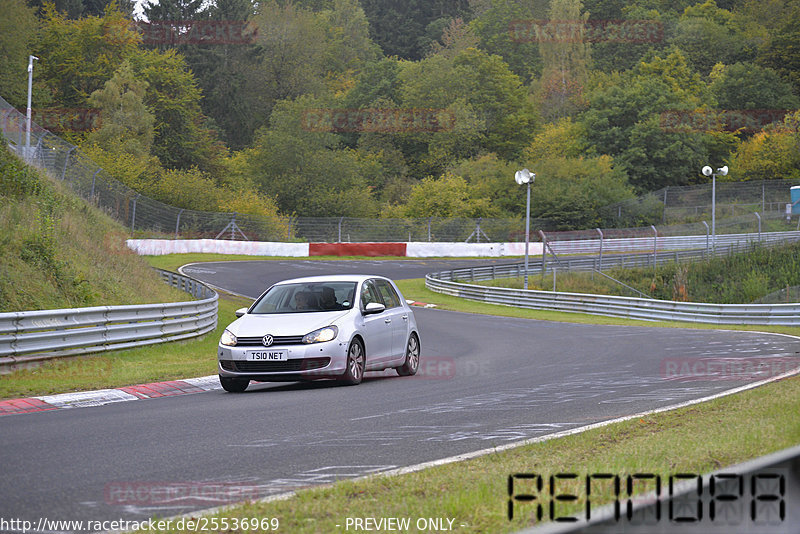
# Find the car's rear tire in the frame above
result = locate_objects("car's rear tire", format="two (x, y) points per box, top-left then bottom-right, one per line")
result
(220, 376), (249, 392)
(395, 333), (420, 376)
(339, 339), (365, 385)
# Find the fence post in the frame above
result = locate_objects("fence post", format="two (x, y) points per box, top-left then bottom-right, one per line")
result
(131, 194), (140, 234)
(651, 225), (658, 270)
(61, 146), (75, 180)
(596, 228), (604, 272)
(539, 230), (548, 279)
(338, 217), (344, 243)
(755, 212), (761, 243)
(427, 217), (432, 242)
(88, 168), (100, 200)
(702, 221), (709, 258)
(662, 186), (668, 224)
(175, 208), (184, 239)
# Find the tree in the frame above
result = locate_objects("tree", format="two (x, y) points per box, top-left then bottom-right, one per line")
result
(35, 3), (141, 108)
(536, 0), (592, 121)
(127, 49), (226, 176)
(728, 111), (800, 181)
(468, 0), (544, 83)
(709, 62), (800, 111)
(670, 0), (765, 75)
(580, 50), (723, 191)
(386, 173), (496, 218)
(398, 46), (538, 172)
(359, 0), (471, 60)
(525, 155), (633, 229)
(523, 117), (591, 160)
(0, 0), (40, 108)
(189, 0), (261, 149)
(242, 95), (381, 217)
(758, 5), (800, 95)
(86, 61), (154, 159)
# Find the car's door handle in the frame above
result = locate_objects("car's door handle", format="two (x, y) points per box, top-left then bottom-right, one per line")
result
(402, 315), (408, 321)
(384, 319), (392, 324)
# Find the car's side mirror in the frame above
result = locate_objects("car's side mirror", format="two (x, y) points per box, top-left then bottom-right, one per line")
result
(363, 302), (385, 315)
(235, 307), (248, 318)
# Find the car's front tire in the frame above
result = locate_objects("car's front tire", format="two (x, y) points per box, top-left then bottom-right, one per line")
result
(220, 376), (249, 392)
(339, 338), (365, 385)
(395, 333), (420, 376)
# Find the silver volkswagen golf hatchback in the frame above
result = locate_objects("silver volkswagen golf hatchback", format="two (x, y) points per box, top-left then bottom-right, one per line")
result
(217, 275), (421, 391)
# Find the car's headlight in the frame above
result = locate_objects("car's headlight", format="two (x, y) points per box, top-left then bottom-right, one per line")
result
(220, 329), (237, 346)
(302, 326), (339, 344)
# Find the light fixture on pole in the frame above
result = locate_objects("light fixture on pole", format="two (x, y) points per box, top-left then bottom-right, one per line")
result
(25, 55), (39, 161)
(702, 165), (728, 251)
(515, 168), (535, 290)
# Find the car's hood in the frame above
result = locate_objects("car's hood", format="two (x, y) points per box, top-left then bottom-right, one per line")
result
(229, 310), (351, 337)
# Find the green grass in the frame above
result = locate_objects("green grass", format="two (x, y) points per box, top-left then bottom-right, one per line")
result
(141, 373), (800, 533)
(0, 144), (185, 312)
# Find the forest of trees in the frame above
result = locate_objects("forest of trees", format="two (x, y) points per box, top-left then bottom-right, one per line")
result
(1, 0), (799, 229)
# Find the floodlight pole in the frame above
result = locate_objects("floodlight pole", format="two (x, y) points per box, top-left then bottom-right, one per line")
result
(515, 169), (535, 290)
(711, 171), (716, 251)
(25, 55), (38, 161)
(524, 180), (530, 290)
(703, 165), (727, 252)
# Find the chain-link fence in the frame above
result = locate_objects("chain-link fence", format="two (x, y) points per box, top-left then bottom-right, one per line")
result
(3, 93), (799, 244)
(602, 179), (800, 226)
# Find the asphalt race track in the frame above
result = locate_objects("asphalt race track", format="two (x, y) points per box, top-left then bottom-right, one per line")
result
(1, 260), (799, 530)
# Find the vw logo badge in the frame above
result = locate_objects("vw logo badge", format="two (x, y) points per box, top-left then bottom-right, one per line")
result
(262, 335), (274, 347)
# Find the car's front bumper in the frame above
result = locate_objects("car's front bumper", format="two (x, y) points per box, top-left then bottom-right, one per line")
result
(217, 340), (349, 381)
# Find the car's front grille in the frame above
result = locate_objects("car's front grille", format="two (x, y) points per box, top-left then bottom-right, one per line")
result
(220, 358), (331, 373)
(236, 335), (305, 346)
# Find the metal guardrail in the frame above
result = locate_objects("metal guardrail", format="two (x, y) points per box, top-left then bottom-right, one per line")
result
(0, 270), (218, 373)
(426, 232), (800, 326)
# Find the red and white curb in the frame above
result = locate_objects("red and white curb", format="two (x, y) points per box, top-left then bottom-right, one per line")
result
(0, 375), (221, 417)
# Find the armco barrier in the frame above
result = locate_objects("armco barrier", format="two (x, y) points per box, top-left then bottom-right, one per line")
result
(426, 275), (800, 325)
(0, 270), (217, 373)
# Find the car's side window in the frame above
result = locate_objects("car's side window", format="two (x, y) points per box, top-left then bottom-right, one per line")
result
(360, 280), (382, 309)
(375, 279), (401, 309)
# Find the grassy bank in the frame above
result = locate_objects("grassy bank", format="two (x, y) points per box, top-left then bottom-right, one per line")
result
(0, 143), (185, 312)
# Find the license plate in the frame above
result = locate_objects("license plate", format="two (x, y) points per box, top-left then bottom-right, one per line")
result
(246, 350), (288, 361)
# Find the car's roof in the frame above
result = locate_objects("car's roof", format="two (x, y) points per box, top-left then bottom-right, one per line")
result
(272, 274), (390, 285)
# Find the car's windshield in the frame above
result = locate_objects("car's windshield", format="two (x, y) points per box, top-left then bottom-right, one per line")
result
(250, 282), (357, 314)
